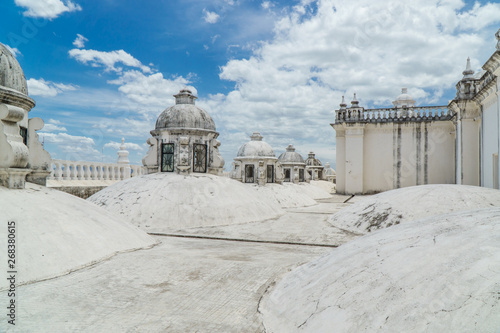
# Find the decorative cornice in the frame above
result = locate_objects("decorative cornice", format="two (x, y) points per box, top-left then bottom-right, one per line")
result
(472, 76), (497, 105)
(0, 86), (35, 111)
(483, 51), (500, 76)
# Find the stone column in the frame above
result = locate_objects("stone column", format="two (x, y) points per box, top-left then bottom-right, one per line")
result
(344, 125), (365, 194)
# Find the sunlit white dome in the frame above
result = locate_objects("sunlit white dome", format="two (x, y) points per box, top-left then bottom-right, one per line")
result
(237, 132), (276, 158)
(392, 87), (416, 108)
(278, 144), (305, 164)
(155, 89), (216, 131)
(0, 42), (28, 95)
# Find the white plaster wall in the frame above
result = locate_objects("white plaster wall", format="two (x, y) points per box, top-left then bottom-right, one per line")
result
(344, 127), (364, 194)
(426, 122), (456, 185)
(399, 124), (419, 188)
(335, 131), (345, 193)
(363, 124), (393, 193)
(461, 119), (480, 186)
(482, 99), (498, 188)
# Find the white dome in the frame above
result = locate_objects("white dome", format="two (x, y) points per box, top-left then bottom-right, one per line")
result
(155, 89), (216, 131)
(305, 152), (322, 166)
(237, 132), (276, 158)
(262, 206), (500, 332)
(0, 183), (155, 288)
(328, 184), (500, 234)
(278, 144), (305, 164)
(88, 173), (284, 231)
(0, 43), (28, 95)
(392, 87), (415, 108)
(323, 162), (336, 176)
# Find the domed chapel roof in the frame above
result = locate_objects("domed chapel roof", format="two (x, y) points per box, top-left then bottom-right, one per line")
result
(0, 42), (28, 95)
(237, 132), (276, 158)
(305, 152), (323, 167)
(278, 144), (305, 164)
(155, 89), (216, 131)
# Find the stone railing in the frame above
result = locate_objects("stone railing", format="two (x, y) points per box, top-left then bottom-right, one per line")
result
(47, 159), (146, 181)
(335, 106), (454, 124)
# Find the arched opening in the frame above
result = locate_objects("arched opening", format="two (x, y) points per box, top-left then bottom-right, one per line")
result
(245, 165), (254, 183)
(284, 168), (291, 182)
(267, 164), (274, 183)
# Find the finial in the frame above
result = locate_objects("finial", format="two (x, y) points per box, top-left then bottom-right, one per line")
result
(462, 57), (474, 79)
(351, 93), (359, 107)
(286, 144), (295, 152)
(340, 95), (347, 108)
(401, 88), (408, 94)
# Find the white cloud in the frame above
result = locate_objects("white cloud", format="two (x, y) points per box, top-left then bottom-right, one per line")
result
(38, 132), (101, 161)
(203, 0), (500, 166)
(42, 123), (67, 132)
(262, 1), (273, 9)
(27, 78), (78, 97)
(15, 0), (82, 19)
(203, 9), (220, 24)
(68, 48), (151, 73)
(4, 45), (21, 57)
(72, 34), (88, 48)
(104, 141), (144, 151)
(107, 70), (195, 112)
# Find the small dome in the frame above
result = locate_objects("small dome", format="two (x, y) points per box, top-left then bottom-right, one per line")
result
(0, 43), (28, 95)
(237, 132), (276, 158)
(278, 144), (305, 164)
(324, 162), (336, 176)
(392, 88), (415, 108)
(155, 89), (216, 131)
(305, 152), (323, 166)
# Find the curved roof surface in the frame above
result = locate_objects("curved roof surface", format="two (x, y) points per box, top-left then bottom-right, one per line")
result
(278, 144), (305, 164)
(305, 152), (322, 166)
(237, 132), (276, 158)
(0, 42), (28, 95)
(155, 89), (216, 131)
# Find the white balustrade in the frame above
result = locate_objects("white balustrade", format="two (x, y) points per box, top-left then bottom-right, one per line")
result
(47, 159), (146, 182)
(336, 106), (453, 123)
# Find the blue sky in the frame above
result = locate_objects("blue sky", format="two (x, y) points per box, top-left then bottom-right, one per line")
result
(1, 0), (500, 169)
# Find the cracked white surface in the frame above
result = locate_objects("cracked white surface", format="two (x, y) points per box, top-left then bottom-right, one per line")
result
(88, 173), (332, 231)
(0, 236), (328, 332)
(328, 184), (500, 234)
(261, 207), (500, 333)
(0, 183), (156, 289)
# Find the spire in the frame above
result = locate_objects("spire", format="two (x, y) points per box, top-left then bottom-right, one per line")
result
(462, 57), (474, 79)
(286, 144), (295, 152)
(340, 95), (347, 109)
(117, 138), (130, 164)
(351, 93), (359, 107)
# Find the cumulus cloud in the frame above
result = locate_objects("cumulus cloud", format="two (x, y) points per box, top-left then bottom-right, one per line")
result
(15, 0), (81, 19)
(43, 123), (67, 132)
(202, 0), (500, 166)
(104, 140), (144, 151)
(108, 70), (195, 111)
(203, 9), (220, 23)
(27, 78), (78, 97)
(38, 132), (101, 161)
(68, 48), (151, 73)
(4, 45), (21, 57)
(72, 34), (88, 48)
